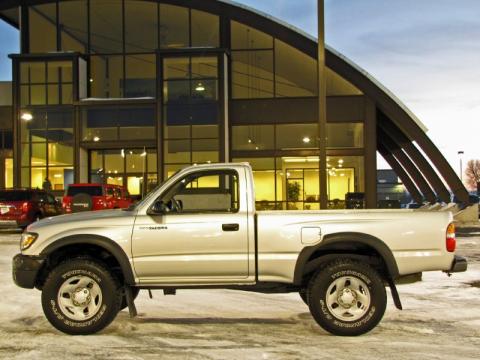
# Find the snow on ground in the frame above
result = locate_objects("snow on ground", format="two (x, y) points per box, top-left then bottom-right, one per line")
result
(0, 229), (479, 359)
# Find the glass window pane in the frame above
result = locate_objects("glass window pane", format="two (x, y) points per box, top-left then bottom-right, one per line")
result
(117, 107), (155, 140)
(192, 139), (219, 163)
(49, 167), (74, 190)
(147, 152), (157, 172)
(164, 140), (191, 163)
(126, 152), (145, 174)
(232, 125), (274, 151)
(232, 51), (274, 99)
(275, 40), (318, 97)
(20, 109), (47, 142)
(160, 4), (189, 48)
(82, 108), (118, 141)
(125, 0), (158, 52)
(326, 123), (364, 148)
(326, 68), (362, 96)
(62, 84), (73, 104)
(59, 0), (88, 53)
(29, 4), (57, 53)
(47, 84), (59, 105)
(31, 167), (47, 189)
(22, 62), (46, 83)
(90, 56), (124, 98)
(327, 156), (365, 208)
(163, 80), (190, 104)
(191, 57), (218, 79)
(90, 0), (123, 53)
(191, 79), (218, 101)
(191, 10), (219, 47)
(276, 124), (318, 150)
(163, 57), (189, 80)
(192, 125), (218, 139)
(231, 21), (273, 50)
(125, 54), (156, 98)
(48, 61), (73, 83)
(21, 168), (30, 188)
(30, 85), (46, 105)
(21, 144), (30, 167)
(31, 143), (46, 166)
(5, 158), (13, 188)
(21, 86), (29, 106)
(233, 157), (276, 206)
(104, 150), (125, 174)
(165, 125), (190, 139)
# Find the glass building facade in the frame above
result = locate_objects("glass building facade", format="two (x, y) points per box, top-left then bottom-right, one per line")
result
(0, 0), (469, 208)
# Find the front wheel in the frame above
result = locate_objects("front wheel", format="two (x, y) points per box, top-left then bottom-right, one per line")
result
(307, 258), (387, 336)
(41, 258), (122, 335)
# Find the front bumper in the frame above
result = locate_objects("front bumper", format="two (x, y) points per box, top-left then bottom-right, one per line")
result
(449, 255), (468, 273)
(12, 253), (45, 289)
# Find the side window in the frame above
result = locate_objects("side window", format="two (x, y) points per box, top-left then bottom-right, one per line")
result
(113, 188), (122, 199)
(161, 170), (239, 213)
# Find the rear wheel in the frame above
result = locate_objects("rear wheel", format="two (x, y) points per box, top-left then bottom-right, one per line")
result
(41, 258), (122, 335)
(307, 258), (387, 336)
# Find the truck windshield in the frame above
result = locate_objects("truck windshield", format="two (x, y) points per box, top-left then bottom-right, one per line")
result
(66, 186), (103, 197)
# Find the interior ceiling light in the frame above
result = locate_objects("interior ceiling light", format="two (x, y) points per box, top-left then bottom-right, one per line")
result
(303, 137), (311, 144)
(121, 149), (125, 158)
(338, 159), (344, 164)
(140, 147), (147, 157)
(248, 139), (252, 144)
(93, 136), (100, 142)
(21, 112), (33, 121)
(195, 82), (205, 92)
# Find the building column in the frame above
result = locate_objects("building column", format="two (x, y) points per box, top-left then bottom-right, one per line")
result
(318, 0), (328, 209)
(364, 98), (377, 208)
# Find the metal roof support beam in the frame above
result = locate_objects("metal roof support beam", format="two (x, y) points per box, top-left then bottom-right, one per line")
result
(377, 144), (423, 204)
(378, 115), (451, 203)
(379, 130), (437, 203)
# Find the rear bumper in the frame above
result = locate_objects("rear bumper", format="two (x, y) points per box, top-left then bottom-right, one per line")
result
(12, 253), (45, 289)
(449, 255), (468, 273)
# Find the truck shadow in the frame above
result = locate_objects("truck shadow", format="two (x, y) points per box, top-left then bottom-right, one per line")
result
(131, 316), (298, 325)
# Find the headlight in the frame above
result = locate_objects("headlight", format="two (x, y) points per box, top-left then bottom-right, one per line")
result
(20, 233), (38, 251)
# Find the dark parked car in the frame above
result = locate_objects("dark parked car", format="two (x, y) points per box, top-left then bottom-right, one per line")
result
(63, 184), (133, 213)
(0, 189), (63, 229)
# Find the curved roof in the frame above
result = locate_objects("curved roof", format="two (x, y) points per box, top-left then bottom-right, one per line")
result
(0, 0), (470, 203)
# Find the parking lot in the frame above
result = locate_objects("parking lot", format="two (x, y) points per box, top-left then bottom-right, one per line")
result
(1, 229), (479, 360)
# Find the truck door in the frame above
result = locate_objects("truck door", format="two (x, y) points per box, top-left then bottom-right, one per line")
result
(131, 168), (251, 284)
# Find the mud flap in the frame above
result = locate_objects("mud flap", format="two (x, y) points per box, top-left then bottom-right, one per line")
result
(125, 286), (138, 318)
(387, 278), (403, 310)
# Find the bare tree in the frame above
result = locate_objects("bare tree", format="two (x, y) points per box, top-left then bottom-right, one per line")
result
(465, 159), (480, 194)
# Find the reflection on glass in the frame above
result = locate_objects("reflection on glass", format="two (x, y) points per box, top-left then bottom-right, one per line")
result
(191, 10), (219, 47)
(232, 125), (274, 151)
(326, 123), (364, 148)
(232, 51), (274, 99)
(160, 4), (189, 48)
(231, 21), (273, 50)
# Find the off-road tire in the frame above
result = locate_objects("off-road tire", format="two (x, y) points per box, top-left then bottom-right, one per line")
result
(307, 258), (387, 336)
(41, 258), (122, 335)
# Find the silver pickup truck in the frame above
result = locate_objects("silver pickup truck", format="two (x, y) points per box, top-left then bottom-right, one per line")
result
(12, 163), (467, 336)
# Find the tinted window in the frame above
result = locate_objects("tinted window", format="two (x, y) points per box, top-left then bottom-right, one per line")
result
(67, 186), (103, 197)
(0, 191), (32, 202)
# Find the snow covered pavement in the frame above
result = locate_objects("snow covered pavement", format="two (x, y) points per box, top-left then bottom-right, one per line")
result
(1, 230), (479, 359)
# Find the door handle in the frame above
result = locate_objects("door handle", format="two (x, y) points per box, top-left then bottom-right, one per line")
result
(222, 223), (239, 232)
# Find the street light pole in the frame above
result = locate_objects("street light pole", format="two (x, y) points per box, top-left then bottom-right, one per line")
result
(458, 150), (464, 182)
(318, 0), (328, 209)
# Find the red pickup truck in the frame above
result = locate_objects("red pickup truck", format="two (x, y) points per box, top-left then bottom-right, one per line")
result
(62, 184), (133, 213)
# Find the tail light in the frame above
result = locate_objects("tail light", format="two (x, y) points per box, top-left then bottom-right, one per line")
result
(22, 202), (31, 213)
(446, 223), (456, 252)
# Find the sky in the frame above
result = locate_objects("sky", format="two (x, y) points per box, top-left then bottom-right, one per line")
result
(0, 0), (479, 173)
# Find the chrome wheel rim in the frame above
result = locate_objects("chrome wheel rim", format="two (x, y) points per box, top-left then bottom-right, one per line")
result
(325, 276), (371, 322)
(57, 275), (103, 321)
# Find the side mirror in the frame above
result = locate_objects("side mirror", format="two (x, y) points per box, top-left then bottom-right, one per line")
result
(150, 200), (168, 215)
